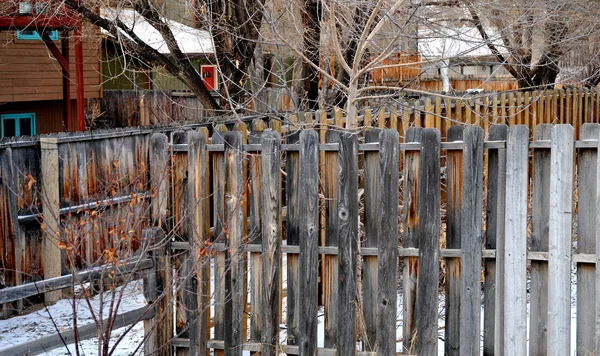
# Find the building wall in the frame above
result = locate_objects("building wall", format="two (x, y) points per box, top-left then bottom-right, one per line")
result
(0, 100), (79, 134)
(0, 27), (102, 102)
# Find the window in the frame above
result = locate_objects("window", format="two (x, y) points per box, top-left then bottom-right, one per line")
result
(1, 113), (36, 137)
(16, 29), (58, 41)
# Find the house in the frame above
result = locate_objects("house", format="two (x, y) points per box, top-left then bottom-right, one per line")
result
(0, 1), (103, 137)
(416, 27), (517, 92)
(100, 8), (216, 92)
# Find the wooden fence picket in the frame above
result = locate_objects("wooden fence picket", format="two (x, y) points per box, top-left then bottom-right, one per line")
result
(501, 125), (529, 355)
(484, 124), (508, 355)
(576, 123), (599, 355)
(260, 130), (281, 356)
(445, 126), (463, 356)
(414, 128), (441, 355)
(223, 131), (244, 356)
(298, 130), (319, 355)
(547, 124), (574, 356)
(377, 129), (399, 354)
(402, 127), (422, 352)
(530, 124), (552, 356)
(459, 126), (484, 355)
(323, 130), (340, 348)
(337, 133), (359, 355)
(363, 128), (381, 351)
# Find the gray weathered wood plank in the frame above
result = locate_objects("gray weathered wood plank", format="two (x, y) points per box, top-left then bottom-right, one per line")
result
(260, 130), (281, 356)
(530, 124), (552, 356)
(402, 127), (422, 353)
(414, 128), (441, 355)
(337, 133), (359, 355)
(445, 126), (463, 356)
(323, 130), (340, 348)
(224, 131), (244, 356)
(576, 124), (599, 355)
(363, 128), (381, 351)
(212, 128), (227, 348)
(285, 129), (301, 345)
(377, 129), (400, 355)
(298, 130), (319, 356)
(459, 126), (484, 356)
(502, 125), (529, 355)
(483, 124), (507, 355)
(547, 124), (574, 356)
(40, 137), (62, 303)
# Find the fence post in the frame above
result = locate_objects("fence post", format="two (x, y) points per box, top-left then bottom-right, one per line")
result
(260, 130), (281, 356)
(577, 124), (600, 354)
(40, 137), (61, 303)
(337, 132), (359, 355)
(501, 125), (529, 355)
(143, 227), (173, 356)
(414, 128), (441, 355)
(224, 131), (244, 356)
(298, 130), (319, 355)
(547, 124), (574, 356)
(529, 124), (552, 355)
(459, 126), (484, 355)
(483, 124), (507, 355)
(378, 129), (399, 354)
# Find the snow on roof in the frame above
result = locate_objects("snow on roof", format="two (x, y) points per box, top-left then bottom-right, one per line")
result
(418, 27), (506, 59)
(100, 8), (214, 55)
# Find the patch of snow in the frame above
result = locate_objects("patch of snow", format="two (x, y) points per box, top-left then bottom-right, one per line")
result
(0, 280), (147, 355)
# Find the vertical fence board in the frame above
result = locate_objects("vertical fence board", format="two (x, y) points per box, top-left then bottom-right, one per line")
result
(223, 132), (244, 356)
(285, 128), (301, 345)
(363, 128), (381, 351)
(212, 127), (227, 352)
(414, 128), (440, 355)
(530, 124), (552, 355)
(547, 125), (574, 356)
(249, 121), (265, 349)
(501, 125), (529, 355)
(484, 124), (508, 355)
(402, 127), (422, 353)
(298, 130), (319, 355)
(459, 126), (484, 355)
(323, 130), (340, 348)
(377, 129), (399, 354)
(40, 137), (61, 303)
(445, 126), (464, 356)
(337, 133), (358, 355)
(185, 131), (207, 355)
(577, 124), (599, 355)
(260, 130), (281, 356)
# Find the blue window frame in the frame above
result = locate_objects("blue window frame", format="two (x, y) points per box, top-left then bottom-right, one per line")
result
(1, 113), (36, 137)
(16, 29), (58, 41)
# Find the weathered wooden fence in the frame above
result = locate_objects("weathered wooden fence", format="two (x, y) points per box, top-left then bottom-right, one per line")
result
(2, 112), (600, 354)
(144, 122), (600, 355)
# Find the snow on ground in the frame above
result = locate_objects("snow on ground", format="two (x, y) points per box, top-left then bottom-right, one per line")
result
(0, 281), (146, 356)
(0, 263), (582, 355)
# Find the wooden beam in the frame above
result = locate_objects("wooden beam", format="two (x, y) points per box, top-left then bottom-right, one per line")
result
(74, 24), (85, 131)
(0, 16), (78, 30)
